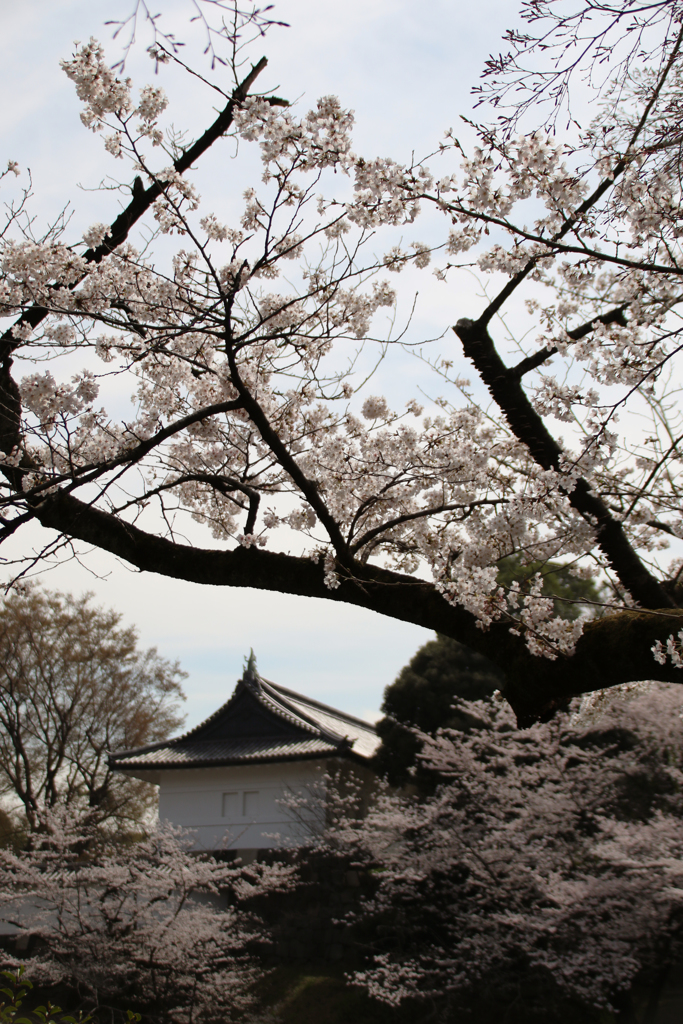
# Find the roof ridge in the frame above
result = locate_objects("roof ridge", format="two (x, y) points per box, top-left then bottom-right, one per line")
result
(255, 684), (325, 737)
(258, 678), (347, 744)
(267, 682), (378, 734)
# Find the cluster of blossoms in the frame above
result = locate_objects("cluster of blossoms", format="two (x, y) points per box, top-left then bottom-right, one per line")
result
(532, 376), (600, 422)
(653, 627), (683, 668)
(323, 549), (340, 589)
(60, 38), (134, 130)
(347, 157), (434, 228)
(236, 94), (355, 174)
(2, 241), (87, 308)
(152, 168), (201, 234)
(20, 371), (99, 429)
(1, 16), (683, 670)
(60, 38), (168, 158)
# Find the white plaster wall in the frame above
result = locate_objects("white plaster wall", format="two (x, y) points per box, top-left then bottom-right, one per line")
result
(157, 760), (327, 851)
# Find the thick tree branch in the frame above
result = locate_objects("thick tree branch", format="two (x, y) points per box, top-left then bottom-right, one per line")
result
(647, 519), (677, 536)
(27, 489), (683, 726)
(453, 316), (675, 609)
(0, 358), (21, 465)
(506, 607), (683, 727)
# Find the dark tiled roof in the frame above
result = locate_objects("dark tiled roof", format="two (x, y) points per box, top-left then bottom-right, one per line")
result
(110, 667), (379, 771)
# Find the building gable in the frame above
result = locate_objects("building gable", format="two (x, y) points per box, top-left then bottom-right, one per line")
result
(193, 687), (306, 742)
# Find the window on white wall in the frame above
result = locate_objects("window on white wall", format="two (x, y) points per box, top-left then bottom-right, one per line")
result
(221, 790), (260, 819)
(243, 791), (259, 817)
(222, 792), (239, 817)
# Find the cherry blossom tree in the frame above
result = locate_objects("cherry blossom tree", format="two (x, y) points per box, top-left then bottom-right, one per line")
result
(344, 684), (683, 1018)
(0, 807), (292, 1023)
(3, 0), (683, 723)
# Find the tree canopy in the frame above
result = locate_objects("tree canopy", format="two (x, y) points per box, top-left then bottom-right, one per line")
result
(0, 587), (186, 831)
(2, 0), (683, 722)
(346, 684), (683, 1019)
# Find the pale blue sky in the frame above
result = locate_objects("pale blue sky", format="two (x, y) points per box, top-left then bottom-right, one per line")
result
(0, 0), (519, 728)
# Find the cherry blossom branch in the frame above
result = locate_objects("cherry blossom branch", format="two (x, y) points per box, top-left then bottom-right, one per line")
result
(479, 0), (681, 131)
(117, 471), (262, 534)
(349, 499), (509, 555)
(461, 210), (683, 275)
(621, 432), (683, 524)
(432, 25), (683, 331)
(0, 398), (245, 509)
(0, 55), (281, 366)
(508, 306), (629, 379)
(225, 347), (351, 557)
(2, 10), (682, 713)
(453, 316), (675, 609)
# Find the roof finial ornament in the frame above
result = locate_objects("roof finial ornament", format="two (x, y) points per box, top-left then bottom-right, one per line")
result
(244, 648), (258, 680)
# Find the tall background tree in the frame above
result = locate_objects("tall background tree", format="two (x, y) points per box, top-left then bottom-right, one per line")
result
(0, 587), (186, 831)
(1, 0), (683, 724)
(374, 637), (503, 789)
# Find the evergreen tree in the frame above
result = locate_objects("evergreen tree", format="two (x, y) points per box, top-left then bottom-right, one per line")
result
(376, 562), (603, 786)
(374, 636), (504, 788)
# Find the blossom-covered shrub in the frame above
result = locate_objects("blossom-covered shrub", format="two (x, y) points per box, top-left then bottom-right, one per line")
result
(345, 684), (683, 1018)
(0, 809), (293, 1024)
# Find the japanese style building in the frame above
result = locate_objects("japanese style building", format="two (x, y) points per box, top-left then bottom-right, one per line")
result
(110, 657), (379, 854)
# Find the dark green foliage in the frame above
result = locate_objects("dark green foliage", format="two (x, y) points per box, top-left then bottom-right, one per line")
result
(373, 720), (424, 789)
(374, 636), (504, 788)
(374, 559), (605, 788)
(496, 555), (604, 620)
(381, 635), (504, 727)
(0, 967), (136, 1024)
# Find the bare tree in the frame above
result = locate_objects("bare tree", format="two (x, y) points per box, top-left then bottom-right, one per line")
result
(0, 587), (186, 831)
